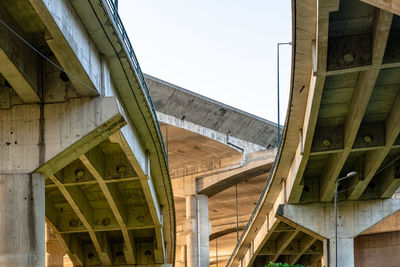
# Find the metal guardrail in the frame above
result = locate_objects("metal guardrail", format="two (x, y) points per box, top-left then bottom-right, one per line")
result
(226, 129), (284, 266)
(103, 0), (167, 160)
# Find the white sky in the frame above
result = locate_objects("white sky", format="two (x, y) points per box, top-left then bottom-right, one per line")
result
(119, 1), (292, 123)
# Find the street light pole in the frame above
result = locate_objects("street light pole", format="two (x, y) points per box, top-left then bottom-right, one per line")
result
(277, 42), (292, 145)
(334, 171), (357, 267)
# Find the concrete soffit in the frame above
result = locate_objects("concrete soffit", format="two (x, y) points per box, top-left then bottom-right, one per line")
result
(66, 0), (176, 262)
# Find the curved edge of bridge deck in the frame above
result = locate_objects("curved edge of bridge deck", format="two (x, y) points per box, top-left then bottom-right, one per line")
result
(227, 0), (400, 266)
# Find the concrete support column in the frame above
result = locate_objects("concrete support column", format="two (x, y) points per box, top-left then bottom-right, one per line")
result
(46, 225), (66, 267)
(185, 194), (210, 267)
(186, 195), (198, 267)
(198, 194), (210, 267)
(0, 173), (45, 267)
(327, 238), (354, 267)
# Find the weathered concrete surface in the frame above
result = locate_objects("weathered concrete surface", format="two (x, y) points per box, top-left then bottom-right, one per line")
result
(276, 199), (400, 239)
(148, 75), (277, 266)
(154, 81), (277, 266)
(67, 4), (176, 261)
(0, 97), (125, 174)
(198, 195), (210, 267)
(0, 173), (45, 267)
(276, 199), (400, 266)
(158, 112), (266, 154)
(0, 96), (126, 267)
(0, 5), (39, 102)
(0, 0), (175, 265)
(354, 231), (400, 267)
(228, 0), (400, 266)
(29, 0), (102, 96)
(186, 195), (198, 267)
(146, 74), (278, 148)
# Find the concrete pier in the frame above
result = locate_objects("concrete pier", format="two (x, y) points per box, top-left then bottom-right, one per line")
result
(198, 195), (210, 267)
(185, 195), (210, 267)
(0, 174), (45, 267)
(186, 195), (198, 267)
(276, 199), (400, 266)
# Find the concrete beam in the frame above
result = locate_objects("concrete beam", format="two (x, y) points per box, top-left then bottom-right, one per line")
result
(209, 225), (246, 241)
(237, 190), (287, 267)
(289, 236), (317, 265)
(45, 176), (139, 188)
(47, 199), (153, 234)
(376, 165), (400, 198)
(197, 159), (273, 197)
(29, 0), (101, 96)
(361, 0), (400, 16)
(60, 4), (175, 261)
(325, 61), (400, 76)
(276, 199), (400, 239)
(157, 112), (267, 153)
(109, 131), (165, 263)
(310, 123), (386, 155)
(0, 97), (125, 266)
(271, 230), (299, 262)
(319, 68), (379, 201)
(327, 34), (371, 71)
(0, 6), (39, 102)
(49, 174), (113, 265)
(276, 199), (400, 266)
(287, 0), (340, 203)
(37, 97), (126, 177)
(46, 201), (85, 265)
(348, 85), (400, 199)
(319, 9), (393, 202)
(80, 149), (136, 264)
(1, 97), (125, 175)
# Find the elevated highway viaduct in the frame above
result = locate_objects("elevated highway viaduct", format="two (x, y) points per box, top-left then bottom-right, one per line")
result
(0, 0), (175, 266)
(227, 0), (400, 266)
(145, 75), (279, 267)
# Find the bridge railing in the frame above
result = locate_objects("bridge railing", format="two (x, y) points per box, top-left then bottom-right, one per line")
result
(226, 127), (284, 266)
(103, 0), (167, 160)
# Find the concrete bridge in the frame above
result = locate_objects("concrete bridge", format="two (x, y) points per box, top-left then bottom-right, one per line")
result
(145, 75), (278, 267)
(0, 0), (174, 266)
(227, 0), (400, 266)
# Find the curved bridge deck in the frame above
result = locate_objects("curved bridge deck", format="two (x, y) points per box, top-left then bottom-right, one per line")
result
(227, 0), (400, 266)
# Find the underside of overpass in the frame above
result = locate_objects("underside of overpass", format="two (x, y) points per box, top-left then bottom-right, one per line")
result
(145, 75), (278, 267)
(3, 0), (400, 267)
(227, 0), (400, 266)
(0, 0), (175, 266)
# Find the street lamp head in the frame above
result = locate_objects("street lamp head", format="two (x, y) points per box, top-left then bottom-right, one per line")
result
(336, 171), (357, 184)
(346, 171), (357, 177)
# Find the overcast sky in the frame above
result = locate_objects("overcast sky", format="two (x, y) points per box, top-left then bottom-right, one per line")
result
(119, 1), (292, 123)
